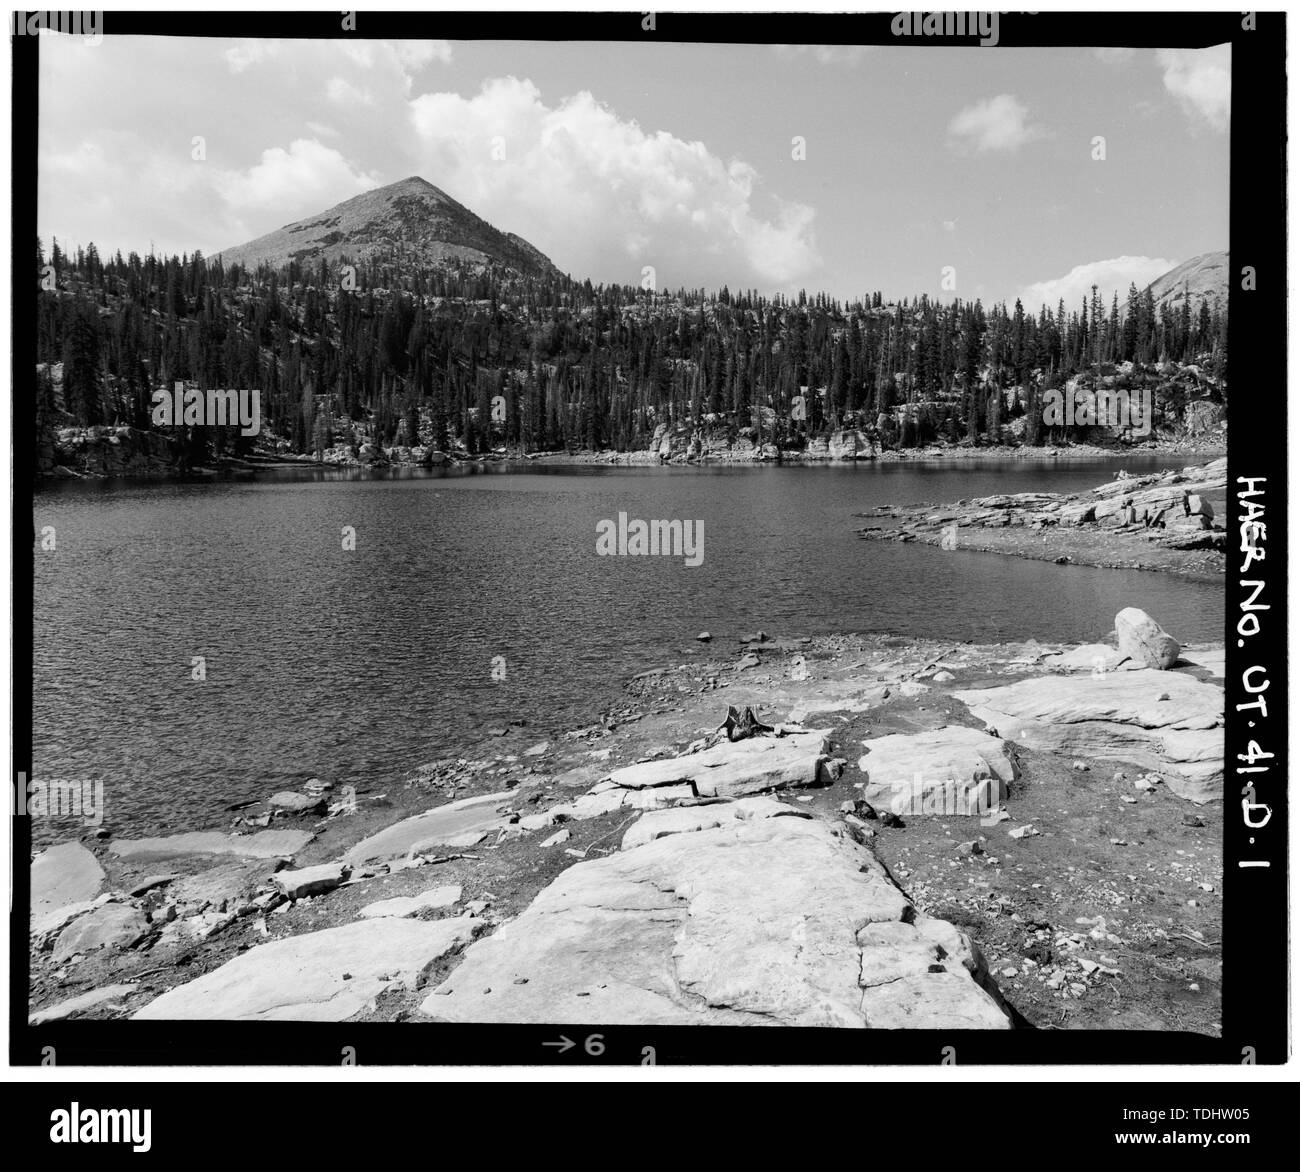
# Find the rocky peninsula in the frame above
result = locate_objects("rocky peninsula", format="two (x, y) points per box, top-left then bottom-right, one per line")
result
(858, 457), (1228, 577)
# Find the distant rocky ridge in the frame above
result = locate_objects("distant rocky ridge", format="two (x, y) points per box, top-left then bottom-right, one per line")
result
(216, 176), (560, 277)
(1145, 251), (1228, 313)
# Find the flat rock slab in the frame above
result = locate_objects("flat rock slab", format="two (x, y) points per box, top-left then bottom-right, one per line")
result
(360, 885), (463, 919)
(605, 730), (832, 800)
(110, 829), (313, 862)
(857, 726), (1018, 817)
(621, 795), (808, 851)
(342, 791), (515, 865)
(421, 813), (1009, 1029)
(29, 983), (139, 1025)
(53, 903), (149, 963)
(32, 842), (105, 928)
(956, 670), (1223, 803)
(134, 917), (480, 1021)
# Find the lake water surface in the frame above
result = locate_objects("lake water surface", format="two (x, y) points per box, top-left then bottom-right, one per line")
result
(32, 457), (1224, 842)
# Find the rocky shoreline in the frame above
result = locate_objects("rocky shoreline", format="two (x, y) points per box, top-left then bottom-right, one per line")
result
(858, 456), (1228, 578)
(36, 420), (1224, 481)
(29, 609), (1224, 1034)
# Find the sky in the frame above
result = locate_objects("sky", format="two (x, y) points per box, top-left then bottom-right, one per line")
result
(37, 34), (1230, 311)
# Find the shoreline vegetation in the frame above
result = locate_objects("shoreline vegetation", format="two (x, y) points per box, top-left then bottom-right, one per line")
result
(31, 608), (1224, 1033)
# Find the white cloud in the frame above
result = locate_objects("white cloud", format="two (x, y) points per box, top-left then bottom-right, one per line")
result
(1017, 256), (1178, 313)
(408, 77), (820, 288)
(1093, 47), (1137, 64)
(948, 94), (1042, 154)
(1157, 46), (1230, 132)
(212, 138), (379, 214)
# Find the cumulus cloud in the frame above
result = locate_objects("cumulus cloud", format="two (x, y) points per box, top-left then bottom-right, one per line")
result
(1017, 256), (1178, 313)
(948, 94), (1042, 154)
(408, 77), (819, 288)
(1157, 45), (1230, 132)
(212, 138), (380, 214)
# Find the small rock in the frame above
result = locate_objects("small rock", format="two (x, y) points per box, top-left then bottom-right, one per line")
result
(272, 862), (349, 901)
(696, 631), (711, 642)
(1008, 824), (1039, 839)
(524, 741), (550, 757)
(1071, 761), (1089, 772)
(955, 840), (983, 857)
(540, 828), (571, 848)
(1182, 813), (1205, 827)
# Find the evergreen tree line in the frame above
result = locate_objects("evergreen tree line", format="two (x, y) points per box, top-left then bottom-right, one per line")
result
(36, 237), (1228, 456)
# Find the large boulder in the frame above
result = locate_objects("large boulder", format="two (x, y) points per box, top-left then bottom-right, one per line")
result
(1115, 608), (1180, 669)
(134, 917), (480, 1020)
(420, 811), (1009, 1029)
(955, 669), (1223, 802)
(856, 726), (1018, 817)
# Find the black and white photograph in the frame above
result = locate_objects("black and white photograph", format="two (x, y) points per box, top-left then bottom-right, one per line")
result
(10, 5), (1288, 1098)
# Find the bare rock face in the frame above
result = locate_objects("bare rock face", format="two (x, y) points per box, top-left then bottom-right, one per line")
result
(32, 842), (106, 933)
(134, 917), (480, 1021)
(620, 794), (807, 850)
(955, 669), (1223, 803)
(1115, 608), (1180, 669)
(603, 729), (832, 800)
(856, 726), (1018, 817)
(359, 885), (462, 919)
(420, 812), (1009, 1029)
(109, 829), (314, 862)
(29, 984), (139, 1025)
(342, 790), (516, 865)
(52, 903), (149, 962)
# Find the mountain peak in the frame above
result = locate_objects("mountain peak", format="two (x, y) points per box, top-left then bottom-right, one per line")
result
(217, 177), (558, 277)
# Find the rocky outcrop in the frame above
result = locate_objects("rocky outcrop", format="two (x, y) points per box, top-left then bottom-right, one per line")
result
(856, 726), (1019, 816)
(32, 842), (105, 933)
(110, 828), (313, 862)
(955, 670), (1223, 802)
(420, 810), (1010, 1028)
(359, 885), (462, 919)
(29, 983), (139, 1025)
(602, 729), (832, 800)
(49, 425), (187, 478)
(52, 903), (149, 962)
(620, 794), (806, 850)
(342, 790), (516, 865)
(134, 917), (481, 1020)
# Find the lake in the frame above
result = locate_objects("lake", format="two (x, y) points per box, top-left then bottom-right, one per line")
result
(31, 457), (1225, 842)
